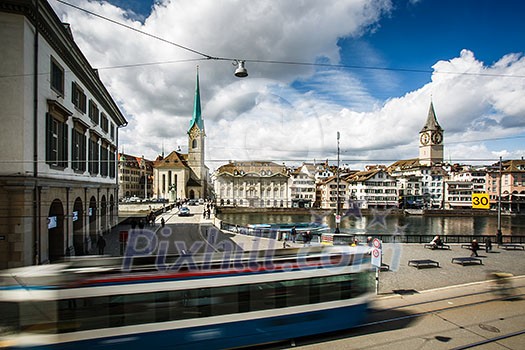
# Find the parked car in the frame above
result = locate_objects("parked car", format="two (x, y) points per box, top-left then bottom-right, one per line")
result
(178, 207), (191, 216)
(187, 199), (198, 206)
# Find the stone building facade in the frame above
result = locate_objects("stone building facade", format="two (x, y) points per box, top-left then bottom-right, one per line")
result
(0, 0), (126, 268)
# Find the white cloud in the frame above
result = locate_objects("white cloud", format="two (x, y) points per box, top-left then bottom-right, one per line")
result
(50, 1), (525, 172)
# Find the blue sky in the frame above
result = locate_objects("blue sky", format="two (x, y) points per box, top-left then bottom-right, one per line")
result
(52, 0), (525, 169)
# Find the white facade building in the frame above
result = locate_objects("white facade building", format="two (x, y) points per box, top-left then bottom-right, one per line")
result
(346, 168), (398, 209)
(288, 163), (317, 208)
(0, 0), (127, 268)
(214, 161), (290, 207)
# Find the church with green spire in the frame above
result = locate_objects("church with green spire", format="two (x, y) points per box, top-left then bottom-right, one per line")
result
(152, 68), (210, 201)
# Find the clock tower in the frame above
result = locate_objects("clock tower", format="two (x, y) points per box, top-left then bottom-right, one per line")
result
(419, 101), (444, 166)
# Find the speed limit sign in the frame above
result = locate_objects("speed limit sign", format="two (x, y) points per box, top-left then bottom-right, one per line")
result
(472, 193), (490, 209)
(372, 238), (381, 249)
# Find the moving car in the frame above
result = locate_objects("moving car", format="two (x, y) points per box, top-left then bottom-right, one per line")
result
(178, 207), (190, 216)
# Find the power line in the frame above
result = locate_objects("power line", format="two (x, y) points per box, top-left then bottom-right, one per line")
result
(53, 0), (525, 79)
(55, 0), (218, 60)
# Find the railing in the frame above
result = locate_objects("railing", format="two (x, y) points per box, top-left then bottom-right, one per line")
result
(219, 221), (525, 244)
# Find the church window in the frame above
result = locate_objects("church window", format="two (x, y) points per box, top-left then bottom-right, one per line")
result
(192, 139), (198, 149)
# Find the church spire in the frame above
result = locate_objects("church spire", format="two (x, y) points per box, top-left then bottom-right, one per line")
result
(420, 101), (442, 132)
(188, 66), (204, 133)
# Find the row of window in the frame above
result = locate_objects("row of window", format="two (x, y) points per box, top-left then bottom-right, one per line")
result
(46, 113), (116, 178)
(50, 58), (115, 140)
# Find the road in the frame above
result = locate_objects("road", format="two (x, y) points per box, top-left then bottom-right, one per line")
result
(247, 276), (525, 350)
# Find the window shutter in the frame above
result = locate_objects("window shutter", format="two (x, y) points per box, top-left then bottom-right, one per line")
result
(61, 122), (68, 168)
(46, 113), (53, 164)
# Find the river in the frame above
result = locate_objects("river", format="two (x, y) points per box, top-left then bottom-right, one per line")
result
(217, 212), (525, 236)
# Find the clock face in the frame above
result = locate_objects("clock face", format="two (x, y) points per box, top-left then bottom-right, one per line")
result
(420, 133), (430, 145)
(431, 131), (443, 144)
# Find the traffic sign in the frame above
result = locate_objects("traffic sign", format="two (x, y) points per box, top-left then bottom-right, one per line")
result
(372, 238), (382, 249)
(371, 248), (381, 268)
(335, 215), (341, 223)
(472, 193), (490, 209)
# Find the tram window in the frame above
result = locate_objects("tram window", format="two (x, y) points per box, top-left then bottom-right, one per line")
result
(58, 296), (109, 332)
(238, 285), (250, 313)
(210, 285), (239, 316)
(19, 301), (56, 334)
(250, 283), (275, 311)
(155, 292), (170, 322)
(280, 279), (309, 307)
(122, 293), (157, 326)
(0, 302), (19, 334)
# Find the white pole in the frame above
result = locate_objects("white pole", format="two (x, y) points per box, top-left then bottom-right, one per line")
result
(375, 267), (379, 295)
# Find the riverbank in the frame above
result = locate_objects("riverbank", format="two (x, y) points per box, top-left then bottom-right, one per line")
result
(216, 206), (522, 217)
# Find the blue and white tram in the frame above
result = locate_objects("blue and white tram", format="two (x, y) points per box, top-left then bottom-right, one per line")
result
(0, 246), (373, 349)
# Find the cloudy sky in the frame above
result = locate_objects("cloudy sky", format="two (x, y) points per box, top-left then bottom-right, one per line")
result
(50, 0), (525, 171)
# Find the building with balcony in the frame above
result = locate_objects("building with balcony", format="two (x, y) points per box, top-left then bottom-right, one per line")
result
(0, 0), (127, 267)
(288, 163), (317, 208)
(346, 167), (398, 209)
(487, 159), (525, 213)
(214, 161), (289, 207)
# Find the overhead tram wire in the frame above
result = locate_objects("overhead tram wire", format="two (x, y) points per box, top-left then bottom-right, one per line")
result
(52, 0), (525, 80)
(54, 0), (220, 61)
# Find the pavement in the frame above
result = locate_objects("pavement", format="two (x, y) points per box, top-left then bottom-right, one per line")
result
(96, 204), (525, 295)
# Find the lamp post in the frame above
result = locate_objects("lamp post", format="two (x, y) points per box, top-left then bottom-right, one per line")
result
(497, 156), (503, 244)
(335, 131), (341, 233)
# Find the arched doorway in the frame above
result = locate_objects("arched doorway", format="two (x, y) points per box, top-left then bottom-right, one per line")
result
(88, 196), (97, 252)
(72, 197), (84, 255)
(189, 190), (195, 199)
(48, 199), (65, 262)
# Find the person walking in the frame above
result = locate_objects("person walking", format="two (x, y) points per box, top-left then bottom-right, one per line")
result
(161, 217), (165, 228)
(291, 227), (297, 243)
(484, 237), (493, 253)
(96, 234), (106, 255)
(470, 239), (479, 257)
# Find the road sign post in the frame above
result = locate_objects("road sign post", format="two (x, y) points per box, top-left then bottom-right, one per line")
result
(371, 238), (382, 294)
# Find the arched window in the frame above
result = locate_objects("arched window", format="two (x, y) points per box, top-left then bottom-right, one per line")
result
(192, 139), (198, 149)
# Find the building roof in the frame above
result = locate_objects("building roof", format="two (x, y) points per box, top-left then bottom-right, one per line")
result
(503, 159), (525, 173)
(420, 101), (443, 133)
(345, 169), (384, 183)
(153, 150), (189, 169)
(188, 68), (205, 133)
(387, 158), (421, 172)
(216, 161), (288, 177)
(118, 153), (153, 170)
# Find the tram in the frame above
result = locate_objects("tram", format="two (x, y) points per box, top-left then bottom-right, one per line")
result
(0, 246), (373, 349)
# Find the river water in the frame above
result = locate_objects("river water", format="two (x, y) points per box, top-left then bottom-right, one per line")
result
(217, 212), (525, 236)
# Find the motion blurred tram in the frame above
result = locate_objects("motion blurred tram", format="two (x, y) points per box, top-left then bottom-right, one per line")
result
(0, 246), (373, 349)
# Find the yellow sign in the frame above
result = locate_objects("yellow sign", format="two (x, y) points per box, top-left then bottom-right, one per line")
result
(472, 193), (490, 209)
